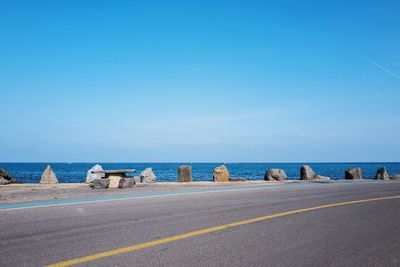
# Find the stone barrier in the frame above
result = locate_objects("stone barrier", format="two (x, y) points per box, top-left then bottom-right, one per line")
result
(178, 165), (192, 182)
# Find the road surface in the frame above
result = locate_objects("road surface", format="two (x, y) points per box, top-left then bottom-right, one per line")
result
(1, 181), (400, 266)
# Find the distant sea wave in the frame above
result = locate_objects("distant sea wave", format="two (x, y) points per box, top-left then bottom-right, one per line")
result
(0, 162), (399, 183)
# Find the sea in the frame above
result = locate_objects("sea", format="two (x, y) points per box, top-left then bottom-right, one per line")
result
(0, 162), (399, 183)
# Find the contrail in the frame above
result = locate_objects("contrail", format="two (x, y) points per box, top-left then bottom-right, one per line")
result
(273, 26), (294, 34)
(363, 57), (400, 80)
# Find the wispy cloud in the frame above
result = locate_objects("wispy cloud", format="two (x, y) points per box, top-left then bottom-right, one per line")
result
(391, 62), (400, 67)
(363, 57), (400, 80)
(180, 65), (208, 72)
(273, 26), (296, 35)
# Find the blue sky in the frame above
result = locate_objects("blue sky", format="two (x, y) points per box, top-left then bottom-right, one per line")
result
(1, 0), (399, 162)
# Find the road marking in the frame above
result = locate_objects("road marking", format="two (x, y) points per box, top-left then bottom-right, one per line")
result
(46, 195), (400, 267)
(0, 182), (330, 211)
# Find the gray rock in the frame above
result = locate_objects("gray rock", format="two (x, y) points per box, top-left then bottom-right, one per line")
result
(345, 168), (363, 180)
(213, 165), (230, 182)
(0, 169), (20, 185)
(86, 164), (104, 183)
(40, 165), (58, 184)
(300, 165), (316, 180)
(92, 179), (110, 189)
(264, 169), (287, 181)
(0, 177), (11, 185)
(315, 175), (330, 180)
(300, 165), (330, 180)
(178, 165), (192, 182)
(140, 168), (157, 183)
(375, 167), (389, 180)
(0, 168), (13, 181)
(119, 178), (135, 188)
(390, 174), (400, 180)
(133, 176), (141, 184)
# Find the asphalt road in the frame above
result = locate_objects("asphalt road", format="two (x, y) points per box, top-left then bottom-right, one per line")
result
(1, 181), (400, 267)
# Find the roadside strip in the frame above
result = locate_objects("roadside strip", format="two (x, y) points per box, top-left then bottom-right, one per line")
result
(0, 183), (314, 210)
(1, 180), (398, 211)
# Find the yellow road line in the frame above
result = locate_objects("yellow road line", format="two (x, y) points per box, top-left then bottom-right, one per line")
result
(47, 195), (400, 267)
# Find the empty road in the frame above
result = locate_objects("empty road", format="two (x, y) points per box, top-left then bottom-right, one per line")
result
(1, 181), (400, 266)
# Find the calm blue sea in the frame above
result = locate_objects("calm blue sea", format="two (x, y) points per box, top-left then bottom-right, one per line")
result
(0, 162), (399, 183)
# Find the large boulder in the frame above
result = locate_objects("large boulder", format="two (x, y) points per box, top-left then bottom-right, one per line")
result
(40, 165), (58, 184)
(92, 178), (110, 189)
(86, 164), (104, 183)
(0, 169), (18, 185)
(133, 176), (141, 184)
(375, 167), (389, 180)
(0, 168), (13, 180)
(108, 176), (122, 188)
(300, 165), (316, 180)
(178, 165), (192, 182)
(213, 165), (230, 182)
(345, 168), (362, 180)
(119, 178), (135, 188)
(0, 177), (11, 185)
(140, 168), (157, 183)
(264, 169), (287, 181)
(300, 165), (330, 180)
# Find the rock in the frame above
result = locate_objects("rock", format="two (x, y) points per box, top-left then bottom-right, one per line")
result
(0, 169), (20, 185)
(178, 165), (192, 182)
(213, 165), (230, 182)
(119, 178), (135, 188)
(40, 165), (58, 184)
(0, 178), (11, 185)
(86, 164), (104, 183)
(0, 168), (13, 181)
(108, 176), (122, 188)
(92, 178), (110, 189)
(229, 177), (247, 182)
(264, 169), (287, 181)
(133, 176), (141, 184)
(140, 168), (157, 183)
(390, 174), (400, 180)
(345, 168), (363, 180)
(375, 167), (389, 180)
(300, 166), (330, 181)
(300, 165), (316, 180)
(315, 175), (330, 180)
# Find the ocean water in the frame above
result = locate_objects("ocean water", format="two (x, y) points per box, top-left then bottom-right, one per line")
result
(0, 162), (399, 183)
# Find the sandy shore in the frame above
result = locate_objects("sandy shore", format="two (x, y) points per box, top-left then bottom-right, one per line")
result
(0, 180), (353, 205)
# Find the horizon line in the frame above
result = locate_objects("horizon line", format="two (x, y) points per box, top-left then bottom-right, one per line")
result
(0, 161), (399, 164)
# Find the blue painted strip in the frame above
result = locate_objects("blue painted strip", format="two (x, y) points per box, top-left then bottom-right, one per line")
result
(1, 180), (398, 210)
(0, 184), (308, 210)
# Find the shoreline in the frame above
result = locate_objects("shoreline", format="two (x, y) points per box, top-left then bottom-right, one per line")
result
(1, 179), (397, 206)
(2, 162), (399, 184)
